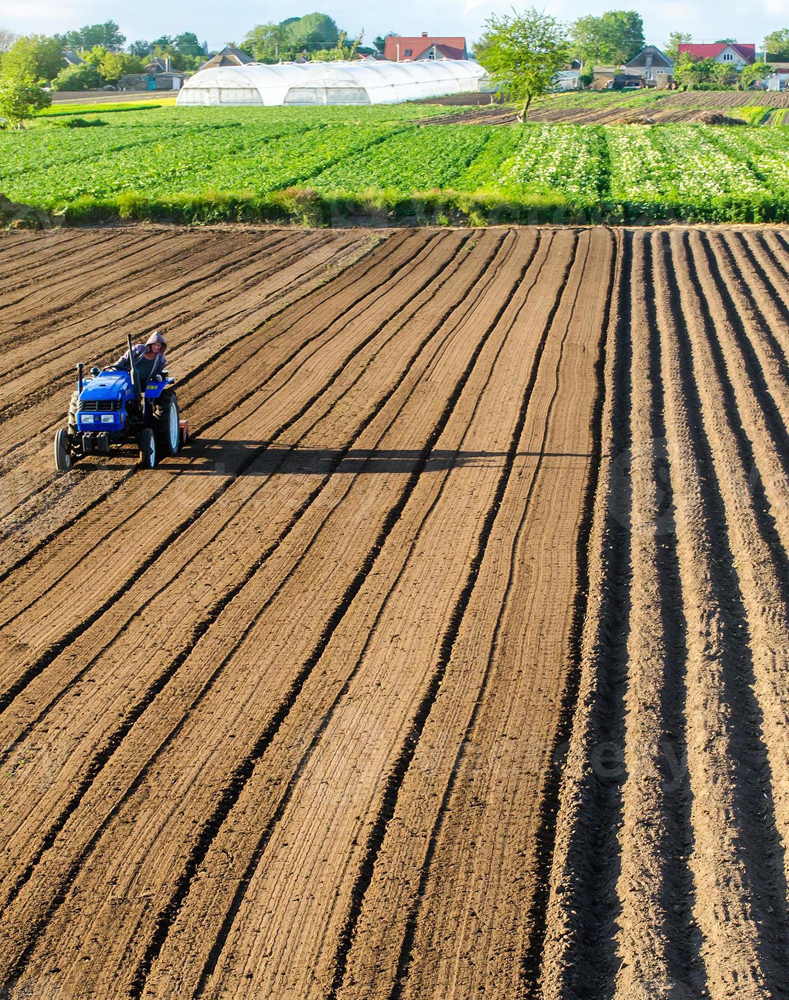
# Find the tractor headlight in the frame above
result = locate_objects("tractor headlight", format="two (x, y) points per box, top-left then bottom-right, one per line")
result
(82, 414), (94, 423)
(101, 415), (114, 423)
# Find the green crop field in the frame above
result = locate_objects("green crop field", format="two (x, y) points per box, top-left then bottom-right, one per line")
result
(3, 104), (789, 225)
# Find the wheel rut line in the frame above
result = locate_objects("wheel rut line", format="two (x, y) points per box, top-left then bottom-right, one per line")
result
(0, 231), (482, 770)
(181, 230), (547, 1000)
(384, 230), (601, 1000)
(665, 230), (789, 990)
(539, 230), (633, 1000)
(0, 230), (519, 1000)
(0, 232), (454, 627)
(511, 227), (616, 998)
(324, 234), (580, 1000)
(0, 233), (409, 579)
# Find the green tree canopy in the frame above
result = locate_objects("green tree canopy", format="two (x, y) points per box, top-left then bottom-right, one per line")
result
(477, 7), (569, 120)
(128, 40), (150, 58)
(175, 32), (201, 55)
(150, 35), (173, 50)
(740, 60), (770, 89)
(571, 10), (644, 66)
(100, 51), (145, 82)
(282, 13), (340, 51)
(52, 62), (103, 91)
(666, 31), (691, 59)
(672, 53), (739, 89)
(242, 23), (283, 62)
(82, 45), (108, 68)
(1, 34), (64, 82)
(0, 73), (50, 127)
(59, 20), (125, 51)
(764, 29), (789, 60)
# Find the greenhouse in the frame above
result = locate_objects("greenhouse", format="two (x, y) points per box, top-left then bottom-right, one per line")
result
(176, 60), (487, 107)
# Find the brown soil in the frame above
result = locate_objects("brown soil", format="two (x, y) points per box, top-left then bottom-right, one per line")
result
(689, 110), (747, 125)
(1, 226), (788, 1000)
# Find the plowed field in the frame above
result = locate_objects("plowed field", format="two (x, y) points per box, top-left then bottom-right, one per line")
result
(1, 226), (789, 1000)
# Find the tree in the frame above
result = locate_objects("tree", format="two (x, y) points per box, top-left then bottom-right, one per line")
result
(62, 20), (125, 51)
(242, 23), (283, 62)
(673, 53), (717, 88)
(740, 60), (770, 89)
(175, 32), (201, 56)
(82, 45), (108, 69)
(282, 13), (339, 51)
(2, 35), (64, 82)
(714, 38), (736, 44)
(571, 10), (644, 66)
(477, 7), (569, 120)
(666, 31), (691, 59)
(374, 32), (397, 53)
(100, 51), (145, 83)
(0, 74), (50, 127)
(150, 35), (173, 50)
(472, 31), (493, 60)
(52, 63), (104, 90)
(0, 28), (17, 55)
(764, 29), (789, 61)
(129, 40), (151, 58)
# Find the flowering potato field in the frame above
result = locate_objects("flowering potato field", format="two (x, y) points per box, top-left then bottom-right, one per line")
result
(2, 105), (789, 224)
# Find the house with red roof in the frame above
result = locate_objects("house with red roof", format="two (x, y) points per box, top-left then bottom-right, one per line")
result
(383, 33), (468, 62)
(677, 42), (755, 67)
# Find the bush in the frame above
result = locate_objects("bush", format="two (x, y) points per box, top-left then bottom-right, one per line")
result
(0, 75), (51, 128)
(52, 64), (104, 91)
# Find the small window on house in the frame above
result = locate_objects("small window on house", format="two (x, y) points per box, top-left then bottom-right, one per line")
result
(404, 48), (412, 56)
(723, 52), (732, 61)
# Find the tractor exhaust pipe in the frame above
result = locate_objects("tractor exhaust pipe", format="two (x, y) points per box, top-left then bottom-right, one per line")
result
(77, 362), (84, 395)
(127, 333), (141, 400)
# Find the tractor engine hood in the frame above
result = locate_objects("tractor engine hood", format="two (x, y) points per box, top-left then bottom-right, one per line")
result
(79, 371), (130, 403)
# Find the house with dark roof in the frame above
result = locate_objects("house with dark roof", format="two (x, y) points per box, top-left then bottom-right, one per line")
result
(383, 33), (467, 62)
(199, 45), (255, 70)
(677, 42), (755, 66)
(626, 45), (673, 83)
(62, 50), (85, 67)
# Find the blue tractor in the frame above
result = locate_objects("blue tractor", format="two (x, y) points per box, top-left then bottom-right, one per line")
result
(54, 334), (183, 472)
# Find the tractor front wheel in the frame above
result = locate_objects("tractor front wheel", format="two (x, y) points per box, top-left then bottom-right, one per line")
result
(139, 427), (157, 469)
(54, 428), (73, 472)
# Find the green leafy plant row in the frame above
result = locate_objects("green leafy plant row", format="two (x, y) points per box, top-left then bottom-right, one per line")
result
(3, 107), (789, 225)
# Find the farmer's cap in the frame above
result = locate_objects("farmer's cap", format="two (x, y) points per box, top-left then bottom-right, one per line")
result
(146, 330), (167, 349)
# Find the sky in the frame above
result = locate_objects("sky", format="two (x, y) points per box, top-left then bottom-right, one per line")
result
(0, 0), (786, 50)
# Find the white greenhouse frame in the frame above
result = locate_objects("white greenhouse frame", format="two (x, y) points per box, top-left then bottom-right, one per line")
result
(176, 60), (487, 107)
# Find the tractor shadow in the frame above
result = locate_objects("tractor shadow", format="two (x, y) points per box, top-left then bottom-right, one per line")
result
(162, 439), (593, 476)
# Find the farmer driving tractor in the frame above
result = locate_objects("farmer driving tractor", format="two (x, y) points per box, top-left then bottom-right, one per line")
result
(112, 330), (168, 388)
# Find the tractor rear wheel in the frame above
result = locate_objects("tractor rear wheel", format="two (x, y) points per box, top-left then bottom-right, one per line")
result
(139, 427), (157, 469)
(54, 428), (72, 472)
(153, 390), (180, 458)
